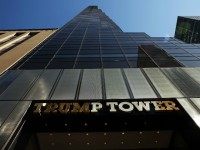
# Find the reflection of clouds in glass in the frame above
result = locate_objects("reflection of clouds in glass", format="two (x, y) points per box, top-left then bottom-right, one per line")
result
(0, 101), (31, 136)
(38, 78), (49, 100)
(0, 122), (12, 135)
(164, 34), (170, 42)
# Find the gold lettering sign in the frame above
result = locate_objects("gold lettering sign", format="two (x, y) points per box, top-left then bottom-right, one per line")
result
(58, 103), (71, 114)
(33, 100), (180, 114)
(71, 103), (90, 113)
(33, 102), (90, 114)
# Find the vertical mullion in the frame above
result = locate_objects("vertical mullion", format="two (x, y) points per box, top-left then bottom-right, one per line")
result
(99, 23), (103, 68)
(45, 22), (81, 69)
(73, 24), (89, 69)
(112, 29), (131, 68)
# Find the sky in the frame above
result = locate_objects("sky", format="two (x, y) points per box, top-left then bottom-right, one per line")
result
(1, 0), (200, 37)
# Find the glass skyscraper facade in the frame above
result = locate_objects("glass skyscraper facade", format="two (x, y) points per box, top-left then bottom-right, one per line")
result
(0, 6), (200, 150)
(12, 8), (200, 69)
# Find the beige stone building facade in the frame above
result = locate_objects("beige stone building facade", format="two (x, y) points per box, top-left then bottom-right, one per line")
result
(0, 29), (56, 74)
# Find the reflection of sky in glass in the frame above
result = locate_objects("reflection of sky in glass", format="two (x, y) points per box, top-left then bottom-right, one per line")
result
(1, 0), (200, 36)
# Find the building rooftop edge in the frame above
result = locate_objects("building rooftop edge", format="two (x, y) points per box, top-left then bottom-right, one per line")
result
(0, 28), (58, 31)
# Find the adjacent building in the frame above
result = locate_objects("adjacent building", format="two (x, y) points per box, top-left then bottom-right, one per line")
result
(0, 29), (57, 74)
(0, 6), (200, 150)
(175, 16), (200, 43)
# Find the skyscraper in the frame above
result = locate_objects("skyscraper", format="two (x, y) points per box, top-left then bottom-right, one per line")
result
(10, 6), (184, 69)
(0, 6), (200, 149)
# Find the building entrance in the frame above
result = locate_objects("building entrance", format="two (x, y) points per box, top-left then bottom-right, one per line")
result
(13, 99), (200, 150)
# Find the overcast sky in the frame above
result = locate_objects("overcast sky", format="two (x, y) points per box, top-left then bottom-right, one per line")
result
(1, 0), (200, 37)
